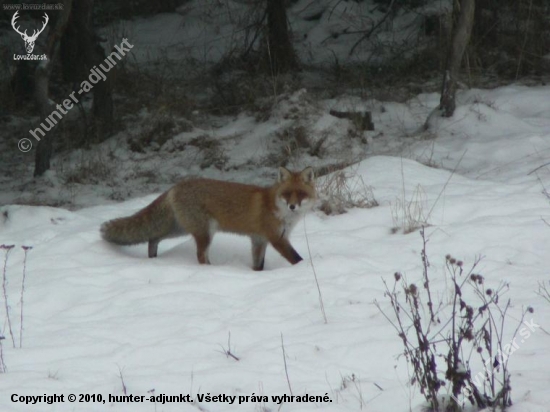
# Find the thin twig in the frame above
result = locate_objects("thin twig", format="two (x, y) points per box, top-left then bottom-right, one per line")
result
(280, 333), (293, 396)
(224, 331), (240, 361)
(0, 340), (5, 372)
(225, 351), (240, 361)
(419, 228), (435, 323)
(400, 157), (406, 230)
(349, 0), (396, 56)
(303, 217), (327, 323)
(19, 246), (32, 348)
(425, 149), (467, 222)
(242, 7), (267, 59)
(118, 365), (127, 395)
(515, 0), (534, 80)
(1, 245), (15, 348)
(528, 161), (550, 175)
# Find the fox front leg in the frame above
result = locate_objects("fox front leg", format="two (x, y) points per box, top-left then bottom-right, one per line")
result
(268, 236), (303, 266)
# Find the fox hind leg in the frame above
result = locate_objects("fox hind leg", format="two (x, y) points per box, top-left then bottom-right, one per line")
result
(193, 231), (212, 265)
(148, 239), (160, 258)
(147, 223), (187, 258)
(251, 236), (268, 271)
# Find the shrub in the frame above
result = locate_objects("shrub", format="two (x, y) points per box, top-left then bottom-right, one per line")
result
(376, 229), (533, 411)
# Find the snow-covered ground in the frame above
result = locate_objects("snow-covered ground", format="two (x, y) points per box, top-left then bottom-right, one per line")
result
(1, 84), (550, 412)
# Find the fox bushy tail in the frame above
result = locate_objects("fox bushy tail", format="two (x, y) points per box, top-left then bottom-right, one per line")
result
(101, 193), (177, 245)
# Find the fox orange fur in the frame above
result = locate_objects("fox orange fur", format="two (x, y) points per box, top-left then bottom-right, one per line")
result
(100, 167), (316, 270)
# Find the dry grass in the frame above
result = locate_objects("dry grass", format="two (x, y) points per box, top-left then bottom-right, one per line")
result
(390, 184), (429, 234)
(316, 168), (378, 215)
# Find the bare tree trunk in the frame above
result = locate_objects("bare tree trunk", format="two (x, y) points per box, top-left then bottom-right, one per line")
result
(34, 1), (72, 177)
(264, 0), (298, 73)
(439, 0), (475, 117)
(34, 64), (54, 177)
(10, 62), (34, 108)
(61, 0), (114, 141)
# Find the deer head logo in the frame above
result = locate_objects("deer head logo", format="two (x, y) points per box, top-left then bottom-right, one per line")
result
(12, 11), (49, 54)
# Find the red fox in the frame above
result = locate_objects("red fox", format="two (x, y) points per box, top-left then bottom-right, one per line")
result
(100, 167), (316, 270)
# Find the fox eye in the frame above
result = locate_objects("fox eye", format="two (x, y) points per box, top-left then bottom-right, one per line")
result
(281, 190), (308, 203)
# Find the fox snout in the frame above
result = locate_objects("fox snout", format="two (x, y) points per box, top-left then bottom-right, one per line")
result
(281, 192), (302, 210)
(280, 191), (313, 213)
(286, 201), (299, 211)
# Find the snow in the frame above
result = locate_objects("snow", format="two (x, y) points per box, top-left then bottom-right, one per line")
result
(2, 83), (550, 411)
(2, 1), (550, 410)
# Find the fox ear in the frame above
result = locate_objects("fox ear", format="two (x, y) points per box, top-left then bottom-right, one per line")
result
(278, 167), (292, 182)
(300, 167), (314, 183)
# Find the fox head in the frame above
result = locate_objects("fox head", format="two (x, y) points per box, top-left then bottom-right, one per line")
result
(276, 166), (316, 214)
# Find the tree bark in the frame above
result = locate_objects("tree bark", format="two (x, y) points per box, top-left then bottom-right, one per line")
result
(10, 62), (34, 108)
(61, 0), (114, 141)
(439, 0), (475, 117)
(264, 0), (298, 73)
(34, 0), (72, 177)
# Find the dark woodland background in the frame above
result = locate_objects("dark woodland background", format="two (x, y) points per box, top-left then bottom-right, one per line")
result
(0, 0), (549, 178)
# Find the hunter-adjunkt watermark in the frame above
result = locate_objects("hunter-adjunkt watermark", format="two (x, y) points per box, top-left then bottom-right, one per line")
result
(19, 38), (134, 153)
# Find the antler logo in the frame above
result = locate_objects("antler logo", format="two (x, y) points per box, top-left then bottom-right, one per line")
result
(12, 11), (49, 54)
